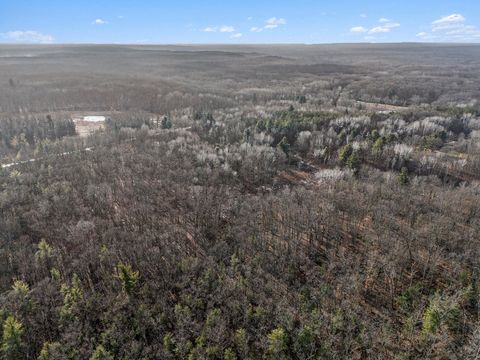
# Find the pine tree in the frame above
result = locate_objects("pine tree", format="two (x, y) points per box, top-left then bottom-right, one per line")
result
(243, 128), (252, 144)
(338, 144), (353, 164)
(1, 315), (23, 359)
(372, 137), (385, 153)
(90, 345), (113, 360)
(267, 328), (287, 358)
(346, 153), (360, 174)
(116, 262), (139, 296)
(398, 167), (409, 185)
(161, 116), (172, 129)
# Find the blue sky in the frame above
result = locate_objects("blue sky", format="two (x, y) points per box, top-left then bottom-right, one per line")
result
(1, 0), (479, 44)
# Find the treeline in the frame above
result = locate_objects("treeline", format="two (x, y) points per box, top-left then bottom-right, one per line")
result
(0, 114), (75, 161)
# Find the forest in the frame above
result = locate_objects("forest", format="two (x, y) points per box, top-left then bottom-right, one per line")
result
(0, 44), (479, 359)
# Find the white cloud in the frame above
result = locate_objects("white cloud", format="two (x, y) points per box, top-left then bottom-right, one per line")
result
(250, 27), (263, 33)
(432, 14), (467, 32)
(202, 26), (218, 32)
(360, 14), (367, 18)
(432, 14), (465, 25)
(1, 30), (54, 44)
(446, 25), (480, 35)
(231, 33), (242, 39)
(369, 26), (390, 34)
(93, 19), (108, 25)
(369, 21), (400, 34)
(202, 25), (235, 33)
(247, 17), (253, 21)
(350, 18), (400, 36)
(350, 26), (367, 33)
(265, 17), (286, 29)
(415, 32), (439, 41)
(426, 14), (480, 41)
(219, 26), (235, 33)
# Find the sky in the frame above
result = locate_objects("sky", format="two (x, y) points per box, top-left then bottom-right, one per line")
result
(1, 0), (480, 44)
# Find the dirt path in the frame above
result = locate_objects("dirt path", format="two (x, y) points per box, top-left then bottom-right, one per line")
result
(356, 101), (410, 113)
(1, 127), (192, 169)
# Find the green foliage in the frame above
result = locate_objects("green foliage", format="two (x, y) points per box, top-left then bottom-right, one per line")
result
(277, 136), (290, 156)
(332, 308), (345, 332)
(338, 144), (353, 164)
(234, 328), (248, 357)
(163, 332), (174, 353)
(50, 268), (60, 281)
(116, 262), (139, 296)
(369, 130), (380, 142)
(422, 293), (461, 336)
(346, 152), (360, 173)
(12, 280), (29, 298)
(398, 167), (409, 186)
(422, 300), (442, 335)
(223, 348), (237, 360)
(35, 239), (53, 262)
(421, 134), (444, 150)
(175, 340), (193, 359)
(255, 120), (266, 132)
(60, 274), (83, 320)
(1, 315), (23, 359)
(38, 342), (62, 360)
(293, 326), (315, 358)
(89, 345), (113, 360)
(205, 308), (221, 328)
(267, 327), (287, 357)
(437, 105), (476, 119)
(243, 128), (252, 144)
(9, 170), (21, 179)
(397, 285), (420, 313)
(194, 111), (214, 122)
(372, 137), (385, 153)
(161, 116), (172, 129)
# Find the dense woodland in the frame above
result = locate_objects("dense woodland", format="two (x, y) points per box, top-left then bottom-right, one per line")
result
(0, 44), (480, 359)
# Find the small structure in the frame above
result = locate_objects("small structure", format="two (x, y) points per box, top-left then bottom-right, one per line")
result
(73, 115), (106, 137)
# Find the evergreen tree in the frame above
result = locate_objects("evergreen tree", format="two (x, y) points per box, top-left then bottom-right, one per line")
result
(116, 262), (139, 296)
(398, 167), (409, 185)
(346, 152), (361, 174)
(1, 315), (23, 359)
(161, 116), (172, 129)
(90, 345), (113, 360)
(267, 328), (288, 358)
(243, 128), (252, 144)
(338, 144), (353, 164)
(372, 137), (385, 153)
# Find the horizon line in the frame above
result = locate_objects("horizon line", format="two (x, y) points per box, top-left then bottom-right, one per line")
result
(1, 41), (480, 46)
